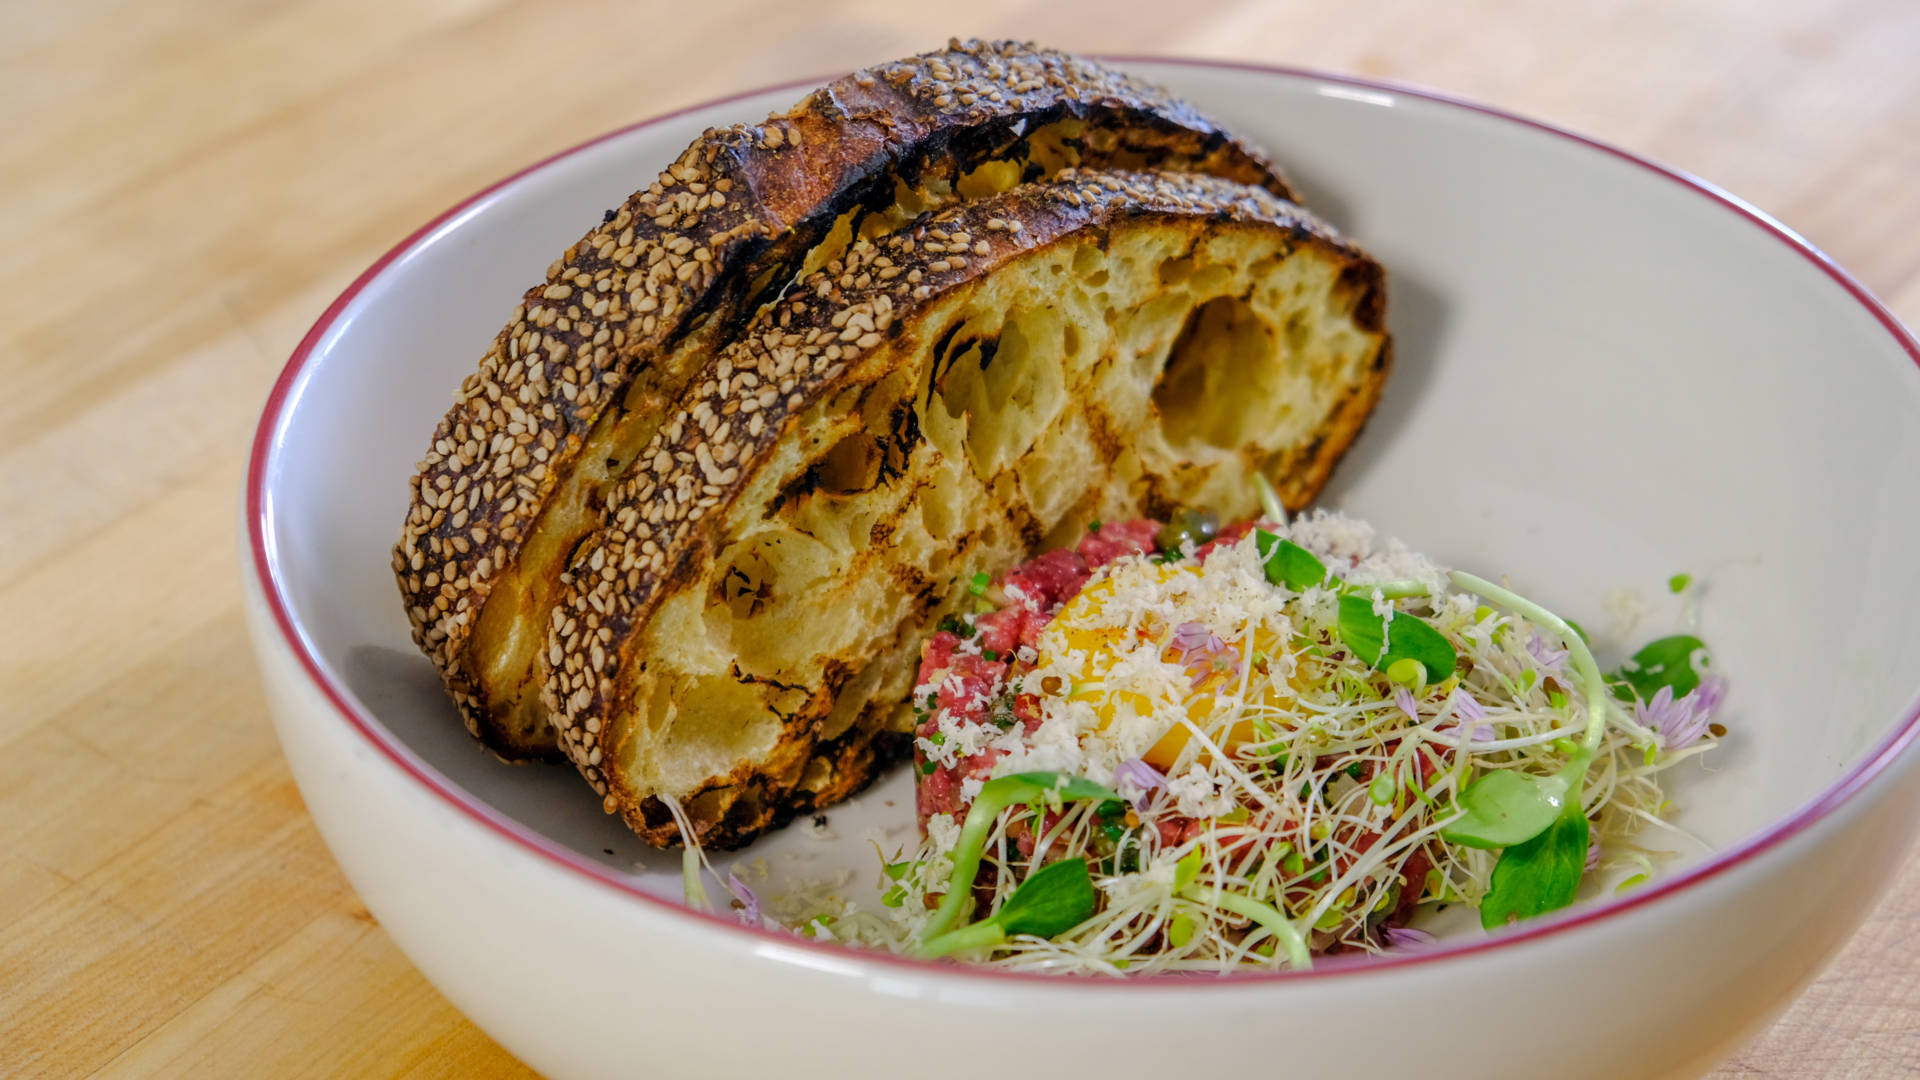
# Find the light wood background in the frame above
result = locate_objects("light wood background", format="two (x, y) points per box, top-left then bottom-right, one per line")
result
(4, 1), (1917, 1076)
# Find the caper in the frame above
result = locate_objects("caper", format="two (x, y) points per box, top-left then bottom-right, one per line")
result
(1156, 506), (1219, 553)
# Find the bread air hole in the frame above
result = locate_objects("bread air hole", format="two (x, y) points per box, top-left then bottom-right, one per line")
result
(1152, 294), (1282, 452)
(930, 307), (1070, 478)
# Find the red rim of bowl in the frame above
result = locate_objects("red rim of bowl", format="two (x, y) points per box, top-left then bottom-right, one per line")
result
(248, 57), (1920, 987)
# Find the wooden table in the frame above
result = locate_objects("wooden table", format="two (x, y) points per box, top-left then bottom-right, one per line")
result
(4, 1), (1916, 1075)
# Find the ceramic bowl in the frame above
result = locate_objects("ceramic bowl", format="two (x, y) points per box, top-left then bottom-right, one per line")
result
(242, 58), (1920, 1080)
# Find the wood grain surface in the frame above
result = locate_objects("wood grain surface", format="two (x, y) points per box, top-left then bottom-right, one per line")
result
(3, 1), (1917, 1076)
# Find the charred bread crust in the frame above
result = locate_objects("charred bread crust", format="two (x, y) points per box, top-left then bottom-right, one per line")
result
(544, 169), (1387, 847)
(393, 39), (1297, 760)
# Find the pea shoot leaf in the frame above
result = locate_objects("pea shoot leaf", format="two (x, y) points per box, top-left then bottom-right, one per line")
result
(1255, 530), (1339, 592)
(1336, 594), (1458, 683)
(1610, 634), (1708, 701)
(1440, 769), (1571, 849)
(1479, 809), (1590, 929)
(994, 858), (1097, 938)
(994, 772), (1124, 806)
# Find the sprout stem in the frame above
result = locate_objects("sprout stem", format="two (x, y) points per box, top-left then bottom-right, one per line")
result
(1182, 886), (1312, 970)
(917, 921), (1008, 959)
(1447, 572), (1607, 753)
(1254, 474), (1288, 526)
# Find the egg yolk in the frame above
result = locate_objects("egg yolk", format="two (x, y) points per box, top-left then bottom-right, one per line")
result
(1035, 562), (1297, 771)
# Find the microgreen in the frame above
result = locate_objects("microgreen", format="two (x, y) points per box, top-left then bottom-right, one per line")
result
(1180, 884), (1312, 970)
(1167, 911), (1197, 948)
(1174, 847), (1203, 893)
(1479, 805), (1589, 929)
(1440, 769), (1575, 849)
(1251, 531), (1459, 683)
(1255, 530), (1336, 592)
(1254, 473), (1288, 525)
(1336, 594), (1458, 683)
(1611, 634), (1709, 702)
(1439, 571), (1612, 921)
(918, 858), (1099, 958)
(1668, 573), (1691, 594)
(918, 772), (1123, 945)
(880, 859), (918, 908)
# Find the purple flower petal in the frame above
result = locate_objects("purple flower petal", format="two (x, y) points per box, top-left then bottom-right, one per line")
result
(1440, 691), (1493, 744)
(1636, 683), (1713, 749)
(1526, 632), (1568, 671)
(1688, 674), (1730, 720)
(1114, 757), (1168, 805)
(1586, 838), (1602, 870)
(1383, 925), (1436, 950)
(1452, 690), (1487, 723)
(1171, 621), (1214, 651)
(1393, 686), (1418, 721)
(1168, 621), (1239, 689)
(726, 871), (763, 927)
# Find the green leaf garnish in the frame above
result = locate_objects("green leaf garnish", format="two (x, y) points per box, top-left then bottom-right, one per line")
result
(1479, 808), (1590, 928)
(1336, 594), (1458, 682)
(1440, 769), (1574, 849)
(918, 858), (1098, 958)
(993, 858), (1098, 937)
(917, 772), (1123, 948)
(1610, 634), (1708, 701)
(1668, 573), (1691, 594)
(1255, 529), (1337, 592)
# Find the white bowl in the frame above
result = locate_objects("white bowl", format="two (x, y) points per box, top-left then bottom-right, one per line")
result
(243, 59), (1920, 1080)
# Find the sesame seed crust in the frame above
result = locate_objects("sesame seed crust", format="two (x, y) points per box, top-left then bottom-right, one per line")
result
(542, 169), (1380, 847)
(393, 40), (1299, 760)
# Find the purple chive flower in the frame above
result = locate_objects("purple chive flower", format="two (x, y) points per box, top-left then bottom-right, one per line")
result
(1169, 621), (1239, 688)
(1384, 925), (1437, 950)
(726, 871), (763, 927)
(1114, 757), (1169, 805)
(1526, 632), (1568, 671)
(1637, 684), (1713, 749)
(1393, 686), (1418, 721)
(1443, 690), (1494, 744)
(1586, 838), (1602, 871)
(1691, 673), (1730, 718)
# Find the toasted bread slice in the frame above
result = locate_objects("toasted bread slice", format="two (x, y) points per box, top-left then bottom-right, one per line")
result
(543, 170), (1391, 848)
(394, 40), (1295, 760)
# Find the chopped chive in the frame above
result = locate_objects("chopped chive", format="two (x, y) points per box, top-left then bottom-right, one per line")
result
(968, 571), (990, 596)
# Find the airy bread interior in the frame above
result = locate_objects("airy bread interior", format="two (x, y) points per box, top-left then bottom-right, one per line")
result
(610, 211), (1385, 839)
(460, 118), (1283, 760)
